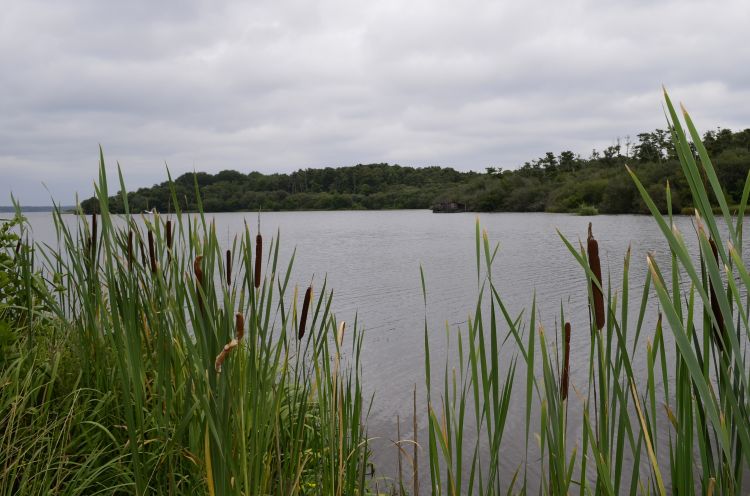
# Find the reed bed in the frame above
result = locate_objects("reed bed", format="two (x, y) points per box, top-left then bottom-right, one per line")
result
(0, 164), (372, 495)
(420, 90), (750, 495)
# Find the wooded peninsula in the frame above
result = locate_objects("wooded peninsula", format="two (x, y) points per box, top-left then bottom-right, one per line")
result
(81, 127), (750, 215)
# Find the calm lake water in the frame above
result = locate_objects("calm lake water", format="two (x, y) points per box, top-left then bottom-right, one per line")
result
(18, 209), (744, 489)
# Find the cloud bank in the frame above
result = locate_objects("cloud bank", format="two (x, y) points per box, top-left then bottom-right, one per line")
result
(2, 0), (749, 204)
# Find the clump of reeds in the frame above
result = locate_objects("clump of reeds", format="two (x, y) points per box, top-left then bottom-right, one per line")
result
(4, 159), (373, 496)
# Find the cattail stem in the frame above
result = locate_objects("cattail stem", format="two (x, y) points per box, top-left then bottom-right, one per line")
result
(226, 249), (232, 286)
(587, 223), (605, 330)
(148, 230), (157, 274)
(298, 285), (312, 340)
(561, 322), (571, 401)
(254, 233), (262, 289)
(708, 237), (726, 351)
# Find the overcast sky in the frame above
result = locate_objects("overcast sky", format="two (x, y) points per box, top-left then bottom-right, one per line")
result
(2, 0), (749, 204)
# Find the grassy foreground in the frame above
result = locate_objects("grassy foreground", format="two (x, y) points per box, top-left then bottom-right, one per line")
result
(2, 91), (750, 494)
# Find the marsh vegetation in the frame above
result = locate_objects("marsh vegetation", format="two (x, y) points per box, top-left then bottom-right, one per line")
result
(3, 93), (750, 494)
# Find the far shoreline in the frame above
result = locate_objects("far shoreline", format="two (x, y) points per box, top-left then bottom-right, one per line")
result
(4, 206), (711, 217)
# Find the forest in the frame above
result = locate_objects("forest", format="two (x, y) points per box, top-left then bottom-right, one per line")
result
(81, 127), (750, 214)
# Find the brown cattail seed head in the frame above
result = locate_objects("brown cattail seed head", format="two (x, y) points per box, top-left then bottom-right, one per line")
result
(254, 233), (262, 288)
(14, 239), (21, 255)
(298, 286), (312, 340)
(561, 322), (571, 401)
(194, 255), (204, 314)
(127, 231), (134, 268)
(215, 339), (238, 373)
(587, 223), (605, 330)
(139, 238), (147, 266)
(166, 220), (173, 263)
(226, 249), (232, 286)
(235, 312), (244, 341)
(166, 220), (173, 250)
(193, 255), (204, 288)
(708, 237), (726, 351)
(148, 230), (157, 273)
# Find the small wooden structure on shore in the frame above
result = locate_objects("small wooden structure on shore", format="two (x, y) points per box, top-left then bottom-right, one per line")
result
(432, 201), (467, 213)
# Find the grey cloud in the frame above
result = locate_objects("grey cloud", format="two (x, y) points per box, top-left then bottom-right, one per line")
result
(1, 0), (749, 204)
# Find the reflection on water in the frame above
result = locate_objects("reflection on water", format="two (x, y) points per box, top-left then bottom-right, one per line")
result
(20, 209), (747, 489)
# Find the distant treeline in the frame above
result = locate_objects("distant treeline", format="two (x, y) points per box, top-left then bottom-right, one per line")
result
(81, 127), (750, 215)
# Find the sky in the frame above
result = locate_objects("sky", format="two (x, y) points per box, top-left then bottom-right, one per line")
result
(2, 0), (749, 205)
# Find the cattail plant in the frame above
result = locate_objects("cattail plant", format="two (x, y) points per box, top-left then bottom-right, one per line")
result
(298, 285), (312, 340)
(587, 222), (605, 330)
(148, 230), (157, 274)
(561, 322), (571, 401)
(254, 233), (262, 289)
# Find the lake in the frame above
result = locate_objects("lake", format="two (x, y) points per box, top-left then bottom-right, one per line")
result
(18, 209), (740, 489)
